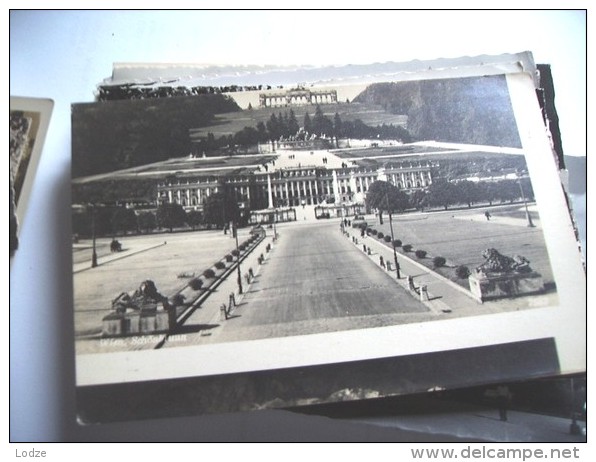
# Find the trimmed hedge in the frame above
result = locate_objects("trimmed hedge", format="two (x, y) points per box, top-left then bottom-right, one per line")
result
(415, 250), (427, 259)
(189, 278), (204, 290)
(455, 265), (471, 279)
(433, 256), (447, 268)
(225, 254), (233, 262)
(377, 232), (384, 239)
(203, 269), (216, 279)
(171, 293), (186, 306)
(384, 235), (392, 243)
(215, 261), (226, 270)
(371, 229), (378, 235)
(231, 249), (240, 257)
(402, 244), (413, 252)
(392, 239), (402, 248)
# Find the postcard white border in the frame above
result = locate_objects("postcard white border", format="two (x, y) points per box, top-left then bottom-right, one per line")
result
(76, 69), (585, 387)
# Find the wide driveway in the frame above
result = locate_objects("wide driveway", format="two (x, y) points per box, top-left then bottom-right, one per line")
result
(203, 221), (429, 343)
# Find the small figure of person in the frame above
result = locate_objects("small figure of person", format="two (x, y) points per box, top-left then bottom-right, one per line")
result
(485, 211), (491, 221)
(379, 256), (385, 269)
(110, 238), (122, 252)
(496, 385), (511, 422)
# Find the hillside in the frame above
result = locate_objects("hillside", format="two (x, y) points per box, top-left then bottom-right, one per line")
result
(353, 75), (522, 148)
(72, 93), (241, 177)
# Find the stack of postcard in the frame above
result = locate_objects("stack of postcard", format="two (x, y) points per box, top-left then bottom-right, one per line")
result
(70, 52), (585, 424)
(10, 97), (53, 256)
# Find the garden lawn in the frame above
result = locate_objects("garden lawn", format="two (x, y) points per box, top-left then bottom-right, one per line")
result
(367, 204), (554, 289)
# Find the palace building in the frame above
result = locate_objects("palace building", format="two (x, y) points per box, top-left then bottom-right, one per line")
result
(259, 87), (338, 108)
(72, 141), (435, 225)
(154, 150), (433, 223)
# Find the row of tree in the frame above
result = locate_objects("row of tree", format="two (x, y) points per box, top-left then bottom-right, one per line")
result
(196, 105), (412, 154)
(365, 178), (535, 218)
(73, 192), (246, 238)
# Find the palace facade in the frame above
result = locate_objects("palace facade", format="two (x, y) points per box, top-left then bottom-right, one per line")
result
(259, 88), (338, 108)
(156, 158), (433, 223)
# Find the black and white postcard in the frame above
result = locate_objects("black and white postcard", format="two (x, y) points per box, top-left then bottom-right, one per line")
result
(10, 96), (53, 255)
(71, 54), (585, 423)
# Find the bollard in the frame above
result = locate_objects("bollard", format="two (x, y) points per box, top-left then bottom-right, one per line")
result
(221, 304), (228, 321)
(419, 285), (428, 301)
(367, 247), (371, 255)
(363, 244), (367, 252)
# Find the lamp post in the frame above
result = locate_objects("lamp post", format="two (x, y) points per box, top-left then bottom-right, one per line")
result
(90, 204), (98, 268)
(388, 210), (401, 279)
(384, 185), (401, 279)
(517, 174), (535, 228)
(233, 222), (243, 294)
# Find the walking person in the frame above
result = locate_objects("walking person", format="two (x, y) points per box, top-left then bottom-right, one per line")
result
(496, 385), (511, 422)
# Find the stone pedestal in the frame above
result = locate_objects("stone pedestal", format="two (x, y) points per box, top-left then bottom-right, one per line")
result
(468, 271), (544, 303)
(102, 307), (171, 337)
(102, 312), (126, 337)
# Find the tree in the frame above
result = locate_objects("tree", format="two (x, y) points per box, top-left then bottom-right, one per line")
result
(202, 190), (241, 228)
(333, 112), (343, 147)
(426, 180), (461, 210)
(234, 126), (260, 150)
(256, 121), (268, 143)
(266, 113), (280, 141)
(303, 112), (312, 134)
(478, 182), (500, 206)
(312, 105), (333, 136)
(156, 203), (187, 232)
(287, 109), (300, 136)
(111, 207), (138, 235)
(137, 211), (157, 233)
(410, 189), (428, 211)
(366, 180), (410, 223)
(186, 210), (203, 230)
(456, 180), (480, 208)
(518, 177), (535, 201)
(497, 179), (519, 203)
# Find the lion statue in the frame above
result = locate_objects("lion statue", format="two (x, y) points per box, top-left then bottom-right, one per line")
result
(111, 279), (169, 313)
(475, 248), (532, 276)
